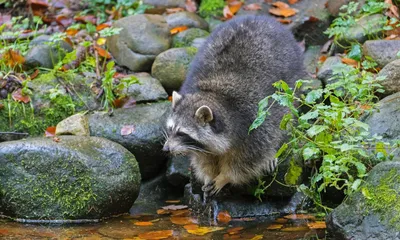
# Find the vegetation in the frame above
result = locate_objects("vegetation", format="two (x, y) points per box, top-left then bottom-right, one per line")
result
(199, 0), (225, 18)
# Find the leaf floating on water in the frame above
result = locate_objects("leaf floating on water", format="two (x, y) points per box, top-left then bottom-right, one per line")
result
(121, 125), (135, 136)
(227, 227), (244, 235)
(274, 218), (288, 224)
(266, 224), (283, 230)
(217, 211), (232, 223)
(138, 230), (173, 239)
(162, 205), (188, 210)
(170, 26), (188, 34)
(165, 200), (180, 204)
(184, 224), (224, 236)
(250, 235), (264, 240)
(157, 209), (170, 215)
(281, 225), (310, 232)
(283, 214), (316, 220)
(170, 216), (196, 225)
(134, 221), (154, 226)
(307, 221), (326, 229)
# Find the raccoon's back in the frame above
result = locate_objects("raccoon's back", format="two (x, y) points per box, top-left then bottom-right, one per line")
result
(181, 16), (305, 100)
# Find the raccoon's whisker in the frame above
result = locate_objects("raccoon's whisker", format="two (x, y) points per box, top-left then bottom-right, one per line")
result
(162, 128), (168, 141)
(186, 145), (213, 155)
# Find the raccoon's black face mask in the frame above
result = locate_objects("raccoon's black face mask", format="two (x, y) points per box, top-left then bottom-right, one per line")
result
(162, 91), (230, 155)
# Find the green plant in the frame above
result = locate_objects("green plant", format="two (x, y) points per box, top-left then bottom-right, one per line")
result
(199, 0), (225, 18)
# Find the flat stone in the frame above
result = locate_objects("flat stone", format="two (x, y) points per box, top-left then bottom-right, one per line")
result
(56, 113), (90, 136)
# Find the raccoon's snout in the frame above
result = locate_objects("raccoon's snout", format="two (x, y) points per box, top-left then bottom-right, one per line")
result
(162, 141), (170, 152)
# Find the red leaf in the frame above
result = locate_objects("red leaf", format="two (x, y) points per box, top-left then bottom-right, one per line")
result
(12, 89), (30, 103)
(94, 46), (111, 59)
(121, 125), (135, 136)
(243, 3), (262, 11)
(223, 5), (234, 19)
(45, 126), (56, 137)
(217, 211), (232, 223)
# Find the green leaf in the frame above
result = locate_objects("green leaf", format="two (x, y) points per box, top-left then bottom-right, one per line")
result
(353, 120), (369, 131)
(249, 111), (268, 132)
(375, 141), (387, 157)
(351, 179), (362, 191)
(284, 158), (302, 185)
(303, 147), (320, 160)
(348, 44), (362, 61)
(306, 125), (329, 137)
(362, 187), (372, 199)
(338, 143), (356, 152)
(305, 89), (323, 104)
(299, 110), (318, 121)
(280, 113), (292, 130)
(275, 143), (288, 158)
(353, 161), (366, 177)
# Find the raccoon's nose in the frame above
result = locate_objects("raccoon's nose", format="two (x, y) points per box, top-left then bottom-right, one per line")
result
(162, 144), (170, 152)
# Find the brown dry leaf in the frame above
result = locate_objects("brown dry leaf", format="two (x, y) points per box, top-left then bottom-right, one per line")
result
(184, 224), (224, 236)
(274, 218), (288, 224)
(185, 0), (197, 12)
(170, 216), (196, 225)
(171, 209), (190, 216)
(56, 15), (73, 27)
(217, 211), (232, 223)
(360, 104), (372, 110)
(307, 221), (326, 229)
(170, 26), (188, 34)
(269, 1), (297, 17)
(283, 214), (316, 220)
(166, 7), (185, 14)
(229, 1), (243, 15)
(288, 0), (298, 4)
(12, 89), (30, 103)
(66, 28), (78, 36)
(266, 224), (283, 230)
(94, 46), (111, 59)
(272, 1), (289, 8)
(165, 200), (180, 204)
(227, 227), (244, 234)
(276, 18), (292, 24)
(30, 69), (40, 80)
(157, 209), (170, 215)
(385, 0), (400, 18)
(4, 49), (25, 68)
(223, 5), (234, 19)
(319, 55), (328, 63)
(0, 103), (4, 110)
(138, 230), (173, 239)
(341, 57), (358, 67)
(113, 96), (136, 109)
(162, 205), (188, 210)
(74, 15), (96, 24)
(45, 126), (56, 137)
(250, 235), (263, 240)
(243, 3), (262, 10)
(281, 225), (310, 232)
(134, 221), (154, 226)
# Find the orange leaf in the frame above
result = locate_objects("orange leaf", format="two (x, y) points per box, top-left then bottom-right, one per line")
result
(45, 126), (56, 137)
(30, 69), (40, 80)
(269, 7), (297, 17)
(223, 5), (234, 19)
(157, 209), (170, 215)
(171, 209), (190, 216)
(227, 227), (243, 234)
(307, 221), (326, 229)
(134, 221), (154, 226)
(56, 15), (72, 27)
(283, 214), (316, 220)
(96, 23), (111, 31)
(166, 7), (185, 14)
(185, 0), (197, 12)
(277, 18), (292, 24)
(319, 55), (328, 63)
(94, 46), (111, 59)
(341, 57), (358, 67)
(170, 26), (188, 34)
(288, 0), (298, 4)
(281, 225), (310, 232)
(170, 216), (196, 225)
(11, 89), (30, 103)
(184, 224), (224, 236)
(4, 49), (25, 68)
(165, 200), (180, 204)
(272, 1), (289, 8)
(243, 3), (262, 11)
(267, 224), (283, 230)
(217, 211), (232, 223)
(65, 29), (78, 36)
(229, 1), (243, 14)
(138, 230), (173, 239)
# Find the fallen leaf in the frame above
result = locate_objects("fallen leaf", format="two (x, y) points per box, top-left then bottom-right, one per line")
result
(307, 221), (326, 229)
(243, 3), (262, 10)
(170, 216), (196, 225)
(281, 225), (310, 232)
(56, 15), (73, 27)
(4, 49), (25, 68)
(223, 5), (234, 19)
(162, 205), (188, 210)
(341, 57), (358, 67)
(288, 0), (298, 4)
(165, 200), (180, 204)
(12, 89), (30, 103)
(94, 46), (111, 59)
(45, 126), (56, 137)
(276, 18), (292, 24)
(184, 224), (224, 236)
(171, 209), (190, 216)
(138, 230), (173, 240)
(217, 211), (232, 223)
(166, 7), (185, 14)
(170, 26), (188, 34)
(274, 218), (288, 224)
(157, 209), (170, 215)
(121, 125), (135, 136)
(250, 235), (263, 240)
(0, 229), (9, 234)
(134, 221), (154, 226)
(223, 234), (241, 239)
(319, 55), (327, 63)
(269, 1), (297, 17)
(65, 28), (78, 36)
(272, 1), (289, 8)
(283, 214), (316, 220)
(30, 69), (40, 80)
(306, 16), (319, 22)
(229, 1), (243, 15)
(96, 23), (111, 31)
(97, 37), (107, 46)
(266, 224), (283, 230)
(185, 0), (197, 12)
(74, 15), (96, 24)
(227, 227), (244, 234)
(385, 0), (399, 18)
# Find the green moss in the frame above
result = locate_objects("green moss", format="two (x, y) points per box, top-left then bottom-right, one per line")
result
(199, 0), (224, 18)
(186, 47), (198, 57)
(363, 169), (400, 229)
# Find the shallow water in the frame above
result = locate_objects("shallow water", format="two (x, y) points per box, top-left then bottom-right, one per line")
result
(0, 204), (326, 240)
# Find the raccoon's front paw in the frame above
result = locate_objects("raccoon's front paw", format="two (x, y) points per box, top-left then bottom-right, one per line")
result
(202, 174), (229, 197)
(267, 158), (278, 174)
(202, 181), (217, 198)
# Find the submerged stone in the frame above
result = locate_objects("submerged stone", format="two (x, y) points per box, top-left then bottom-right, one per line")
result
(0, 136), (140, 221)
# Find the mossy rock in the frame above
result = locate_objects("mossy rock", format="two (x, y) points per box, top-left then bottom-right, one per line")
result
(172, 28), (209, 48)
(199, 0), (224, 18)
(0, 136), (140, 221)
(327, 160), (400, 239)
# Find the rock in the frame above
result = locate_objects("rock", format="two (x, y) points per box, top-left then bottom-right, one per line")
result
(376, 59), (400, 96)
(0, 136), (140, 220)
(191, 38), (207, 49)
(125, 72), (168, 103)
(172, 28), (209, 48)
(166, 155), (190, 189)
(339, 14), (385, 48)
(327, 161), (400, 240)
(0, 132), (29, 143)
(303, 45), (322, 75)
(107, 15), (171, 72)
(326, 0), (364, 16)
(165, 12), (209, 31)
(317, 56), (342, 85)
(364, 93), (400, 159)
(142, 0), (185, 9)
(25, 35), (73, 69)
(56, 113), (90, 136)
(206, 18), (223, 32)
(88, 102), (171, 180)
(363, 40), (400, 68)
(151, 47), (197, 94)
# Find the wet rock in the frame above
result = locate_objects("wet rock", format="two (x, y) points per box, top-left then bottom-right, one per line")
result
(166, 155), (190, 189)
(363, 40), (400, 68)
(0, 132), (29, 143)
(56, 113), (90, 136)
(191, 37), (207, 49)
(376, 59), (400, 96)
(166, 12), (209, 31)
(206, 18), (223, 32)
(303, 45), (322, 75)
(327, 161), (400, 240)
(0, 136), (140, 220)
(125, 72), (168, 103)
(25, 35), (73, 69)
(317, 56), (342, 85)
(88, 102), (171, 180)
(152, 47), (197, 94)
(107, 14), (171, 72)
(172, 28), (209, 48)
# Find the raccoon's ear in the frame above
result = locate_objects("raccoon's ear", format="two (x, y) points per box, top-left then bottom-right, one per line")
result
(172, 91), (182, 108)
(195, 105), (213, 125)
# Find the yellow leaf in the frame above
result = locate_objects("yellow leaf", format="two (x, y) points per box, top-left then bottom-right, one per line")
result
(97, 37), (107, 46)
(134, 221), (154, 226)
(250, 235), (263, 240)
(184, 224), (224, 236)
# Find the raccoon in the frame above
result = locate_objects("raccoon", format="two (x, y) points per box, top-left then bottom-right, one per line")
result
(163, 16), (306, 196)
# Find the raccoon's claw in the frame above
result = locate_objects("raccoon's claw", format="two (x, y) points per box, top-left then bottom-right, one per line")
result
(267, 158), (278, 174)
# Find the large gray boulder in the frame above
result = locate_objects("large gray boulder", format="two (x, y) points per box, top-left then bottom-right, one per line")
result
(0, 136), (140, 221)
(165, 12), (209, 31)
(363, 40), (400, 68)
(88, 102), (171, 180)
(327, 161), (400, 240)
(125, 72), (168, 103)
(107, 15), (171, 72)
(377, 59), (400, 96)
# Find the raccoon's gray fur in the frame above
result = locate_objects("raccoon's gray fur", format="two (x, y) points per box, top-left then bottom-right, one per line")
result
(163, 16), (306, 196)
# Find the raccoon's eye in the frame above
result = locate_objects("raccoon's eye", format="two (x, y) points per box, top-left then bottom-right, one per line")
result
(176, 131), (188, 137)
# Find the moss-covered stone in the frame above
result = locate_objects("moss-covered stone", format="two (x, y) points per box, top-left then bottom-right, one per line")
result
(172, 28), (209, 48)
(0, 136), (140, 221)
